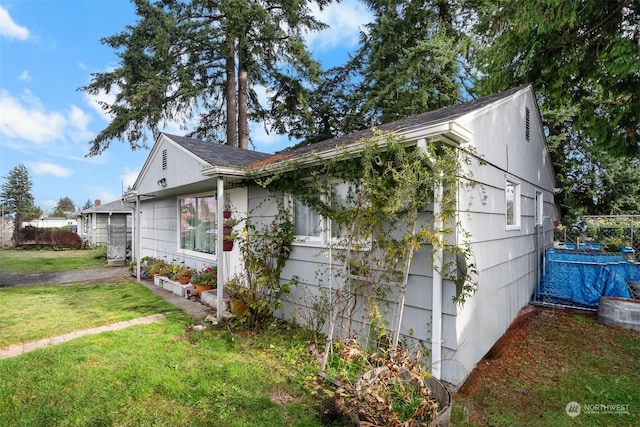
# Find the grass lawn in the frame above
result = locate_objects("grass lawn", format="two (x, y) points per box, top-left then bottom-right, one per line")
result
(0, 248), (108, 274)
(0, 282), (180, 347)
(0, 283), (324, 426)
(1, 249), (638, 425)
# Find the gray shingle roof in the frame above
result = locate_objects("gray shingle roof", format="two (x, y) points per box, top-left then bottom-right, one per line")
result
(164, 134), (272, 167)
(81, 199), (134, 214)
(274, 85), (529, 161)
(162, 85), (529, 170)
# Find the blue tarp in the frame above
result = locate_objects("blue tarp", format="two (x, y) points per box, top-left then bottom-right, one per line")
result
(537, 249), (637, 307)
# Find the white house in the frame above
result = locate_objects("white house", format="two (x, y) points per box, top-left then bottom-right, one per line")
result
(125, 85), (559, 387)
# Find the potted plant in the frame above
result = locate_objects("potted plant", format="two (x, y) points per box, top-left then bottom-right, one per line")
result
(223, 232), (238, 251)
(226, 277), (250, 314)
(223, 217), (240, 235)
(147, 260), (171, 278)
(191, 266), (217, 295)
(172, 265), (192, 285)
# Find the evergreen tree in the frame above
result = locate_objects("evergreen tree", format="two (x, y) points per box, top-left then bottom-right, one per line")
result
(0, 164), (40, 233)
(52, 197), (76, 216)
(470, 0), (640, 220)
(81, 0), (327, 154)
(82, 199), (93, 210)
(472, 0), (639, 155)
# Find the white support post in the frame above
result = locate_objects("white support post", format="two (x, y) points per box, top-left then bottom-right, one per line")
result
(216, 177), (225, 322)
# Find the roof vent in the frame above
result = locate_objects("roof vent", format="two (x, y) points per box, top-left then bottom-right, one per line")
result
(525, 107), (530, 142)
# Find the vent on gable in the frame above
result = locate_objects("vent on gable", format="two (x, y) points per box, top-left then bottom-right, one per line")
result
(162, 149), (167, 170)
(525, 107), (530, 142)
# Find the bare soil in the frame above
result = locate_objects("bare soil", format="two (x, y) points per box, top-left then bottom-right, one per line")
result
(454, 304), (639, 425)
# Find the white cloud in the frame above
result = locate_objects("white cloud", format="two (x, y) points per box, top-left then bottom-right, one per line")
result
(121, 167), (140, 190)
(0, 90), (96, 147)
(29, 161), (73, 178)
(250, 121), (295, 153)
(84, 88), (117, 123)
(0, 6), (30, 40)
(85, 185), (119, 204)
(306, 0), (372, 51)
(40, 199), (58, 209)
(67, 105), (93, 142)
(19, 70), (30, 81)
(0, 89), (66, 143)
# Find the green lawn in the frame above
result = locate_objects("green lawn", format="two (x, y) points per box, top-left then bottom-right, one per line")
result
(2, 250), (638, 426)
(0, 318), (323, 426)
(0, 248), (108, 274)
(0, 282), (179, 347)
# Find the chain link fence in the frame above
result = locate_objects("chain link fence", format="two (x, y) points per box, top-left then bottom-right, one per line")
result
(534, 216), (640, 310)
(553, 215), (640, 257)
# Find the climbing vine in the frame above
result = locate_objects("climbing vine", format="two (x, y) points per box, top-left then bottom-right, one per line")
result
(247, 130), (481, 364)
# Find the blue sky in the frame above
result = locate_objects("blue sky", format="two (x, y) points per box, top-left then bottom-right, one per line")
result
(0, 0), (372, 212)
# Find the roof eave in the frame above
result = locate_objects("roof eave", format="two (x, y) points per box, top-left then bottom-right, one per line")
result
(250, 121), (472, 177)
(200, 165), (248, 178)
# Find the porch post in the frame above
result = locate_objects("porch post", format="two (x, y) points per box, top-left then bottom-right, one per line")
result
(135, 194), (141, 282)
(216, 177), (225, 321)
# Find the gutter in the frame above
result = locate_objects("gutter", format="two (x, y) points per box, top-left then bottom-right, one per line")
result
(249, 121), (472, 178)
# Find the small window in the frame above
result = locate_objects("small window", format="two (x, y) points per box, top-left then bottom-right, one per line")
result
(293, 198), (323, 242)
(525, 107), (530, 142)
(162, 149), (168, 170)
(506, 178), (521, 229)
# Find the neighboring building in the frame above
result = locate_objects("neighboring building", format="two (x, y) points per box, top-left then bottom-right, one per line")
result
(78, 199), (134, 265)
(125, 85), (559, 387)
(0, 216), (14, 248)
(22, 216), (77, 230)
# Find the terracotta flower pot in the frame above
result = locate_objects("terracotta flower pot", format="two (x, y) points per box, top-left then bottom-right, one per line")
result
(194, 284), (213, 295)
(178, 276), (191, 285)
(230, 297), (247, 315)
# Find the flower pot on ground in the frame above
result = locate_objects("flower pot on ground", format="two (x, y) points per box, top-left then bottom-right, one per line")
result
(226, 279), (251, 315)
(191, 266), (217, 295)
(172, 265), (192, 285)
(229, 297), (247, 314)
(194, 284), (213, 295)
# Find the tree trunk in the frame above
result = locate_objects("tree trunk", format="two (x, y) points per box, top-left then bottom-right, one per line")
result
(237, 34), (249, 150)
(225, 38), (237, 147)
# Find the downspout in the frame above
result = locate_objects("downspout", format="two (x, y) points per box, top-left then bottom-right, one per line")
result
(431, 180), (444, 380)
(418, 138), (443, 380)
(216, 177), (224, 322)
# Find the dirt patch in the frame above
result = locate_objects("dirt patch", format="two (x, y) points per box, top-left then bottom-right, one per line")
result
(454, 305), (603, 424)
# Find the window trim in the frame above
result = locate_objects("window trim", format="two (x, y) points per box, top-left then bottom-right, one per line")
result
(289, 180), (371, 250)
(505, 177), (521, 230)
(289, 195), (324, 245)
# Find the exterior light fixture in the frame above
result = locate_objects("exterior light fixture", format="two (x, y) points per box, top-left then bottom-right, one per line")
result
(157, 178), (167, 187)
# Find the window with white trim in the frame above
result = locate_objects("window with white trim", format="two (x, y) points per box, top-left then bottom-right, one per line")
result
(293, 198), (323, 243)
(291, 181), (367, 247)
(179, 194), (217, 255)
(506, 178), (521, 229)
